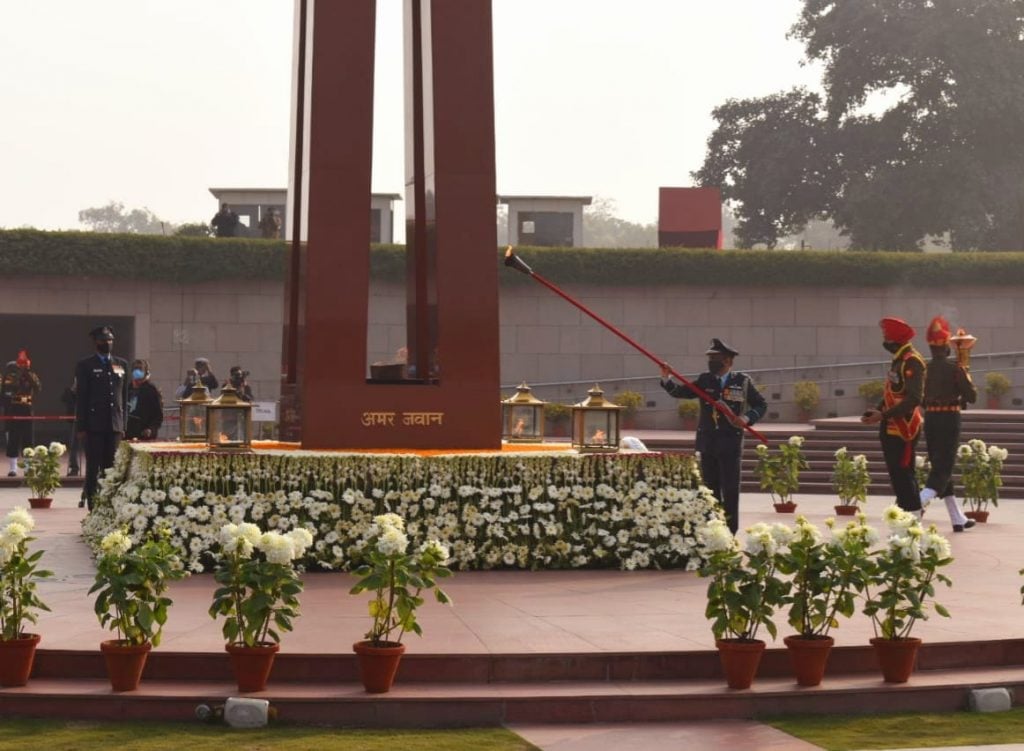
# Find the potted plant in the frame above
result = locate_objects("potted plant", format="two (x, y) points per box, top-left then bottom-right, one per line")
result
(984, 372), (1011, 409)
(349, 513), (452, 693)
(957, 439), (1008, 523)
(209, 523), (313, 692)
(544, 402), (572, 438)
(0, 507), (52, 686)
(793, 380), (820, 422)
(678, 400), (699, 430)
(776, 515), (873, 686)
(17, 443), (65, 509)
(89, 530), (187, 691)
(612, 390), (644, 429)
(753, 436), (808, 513)
(831, 447), (871, 515)
(857, 379), (885, 409)
(862, 505), (953, 683)
(697, 519), (789, 689)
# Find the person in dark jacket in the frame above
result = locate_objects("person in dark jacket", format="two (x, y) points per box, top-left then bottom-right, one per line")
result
(126, 359), (163, 441)
(227, 365), (254, 402)
(75, 325), (128, 509)
(920, 316), (978, 532)
(2, 350), (42, 477)
(211, 203), (240, 238)
(659, 338), (768, 534)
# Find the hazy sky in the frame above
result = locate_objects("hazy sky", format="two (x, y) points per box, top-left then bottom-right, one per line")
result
(0, 0), (821, 234)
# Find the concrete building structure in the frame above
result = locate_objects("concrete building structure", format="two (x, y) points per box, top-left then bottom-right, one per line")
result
(499, 195), (591, 247)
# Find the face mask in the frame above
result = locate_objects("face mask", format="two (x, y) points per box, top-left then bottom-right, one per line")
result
(707, 359), (725, 375)
(96, 342), (112, 355)
(132, 369), (145, 380)
(883, 341), (901, 354)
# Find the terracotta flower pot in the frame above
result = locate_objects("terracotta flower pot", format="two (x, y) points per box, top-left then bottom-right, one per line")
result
(0, 633), (41, 687)
(834, 504), (858, 516)
(870, 636), (921, 683)
(226, 642), (280, 692)
(28, 498), (52, 510)
(784, 634), (834, 687)
(965, 510), (989, 523)
(774, 502), (797, 514)
(100, 639), (151, 692)
(353, 640), (406, 694)
(715, 638), (765, 690)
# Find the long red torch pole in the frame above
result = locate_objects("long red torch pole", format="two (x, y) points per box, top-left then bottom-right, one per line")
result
(504, 247), (768, 444)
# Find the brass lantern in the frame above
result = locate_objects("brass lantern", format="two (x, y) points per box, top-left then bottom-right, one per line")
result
(571, 384), (622, 453)
(177, 385), (212, 442)
(501, 382), (546, 443)
(206, 385), (253, 451)
(950, 327), (977, 370)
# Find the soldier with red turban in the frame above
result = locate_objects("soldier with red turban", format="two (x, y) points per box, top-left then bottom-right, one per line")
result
(1, 349), (42, 477)
(862, 318), (925, 514)
(920, 315), (977, 531)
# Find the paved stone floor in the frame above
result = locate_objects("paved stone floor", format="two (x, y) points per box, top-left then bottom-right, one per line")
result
(4, 486), (1024, 750)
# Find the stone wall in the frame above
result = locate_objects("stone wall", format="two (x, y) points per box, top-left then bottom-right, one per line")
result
(3, 275), (1023, 428)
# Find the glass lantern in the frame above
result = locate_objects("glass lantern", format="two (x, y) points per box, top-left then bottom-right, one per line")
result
(501, 382), (546, 443)
(206, 385), (253, 451)
(571, 384), (622, 453)
(177, 385), (212, 442)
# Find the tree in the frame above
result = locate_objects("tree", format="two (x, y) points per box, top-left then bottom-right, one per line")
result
(582, 197), (656, 248)
(174, 222), (212, 237)
(697, 0), (1024, 251)
(78, 201), (168, 235)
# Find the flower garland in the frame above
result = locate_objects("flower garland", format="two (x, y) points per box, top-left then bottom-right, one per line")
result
(82, 444), (720, 574)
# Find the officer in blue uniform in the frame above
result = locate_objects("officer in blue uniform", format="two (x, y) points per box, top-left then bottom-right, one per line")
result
(660, 338), (767, 533)
(74, 326), (129, 509)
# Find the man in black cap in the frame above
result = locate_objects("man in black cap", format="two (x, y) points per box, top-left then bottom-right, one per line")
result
(74, 325), (129, 509)
(660, 338), (767, 533)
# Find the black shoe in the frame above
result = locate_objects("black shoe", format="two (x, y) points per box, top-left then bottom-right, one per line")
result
(68, 468), (80, 477)
(6, 471), (14, 478)
(953, 520), (976, 532)
(78, 498), (86, 508)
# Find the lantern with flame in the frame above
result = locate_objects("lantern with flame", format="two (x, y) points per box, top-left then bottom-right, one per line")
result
(178, 385), (212, 443)
(950, 327), (977, 370)
(571, 385), (622, 453)
(501, 382), (546, 443)
(206, 385), (253, 451)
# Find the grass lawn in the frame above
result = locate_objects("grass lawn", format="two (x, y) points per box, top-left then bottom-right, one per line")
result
(0, 720), (538, 751)
(769, 708), (1024, 750)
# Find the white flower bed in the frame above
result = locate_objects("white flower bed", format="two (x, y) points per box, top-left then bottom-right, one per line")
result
(82, 444), (721, 573)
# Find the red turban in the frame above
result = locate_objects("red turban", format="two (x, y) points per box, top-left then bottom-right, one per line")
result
(926, 316), (951, 346)
(879, 317), (915, 344)
(15, 349), (30, 368)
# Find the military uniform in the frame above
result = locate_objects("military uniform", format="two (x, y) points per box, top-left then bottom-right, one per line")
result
(875, 318), (925, 513)
(75, 326), (128, 507)
(2, 351), (42, 475)
(661, 338), (767, 533)
(921, 316), (977, 531)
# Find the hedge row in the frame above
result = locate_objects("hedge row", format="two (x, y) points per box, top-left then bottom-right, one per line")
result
(2, 229), (1024, 287)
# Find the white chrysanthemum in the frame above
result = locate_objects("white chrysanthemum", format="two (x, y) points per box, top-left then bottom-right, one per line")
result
(376, 526), (409, 556)
(834, 446), (848, 458)
(696, 519), (735, 553)
(100, 530), (132, 556)
(743, 523), (777, 556)
(793, 517), (821, 544)
(915, 454), (927, 469)
(420, 539), (450, 565)
(0, 522), (29, 547)
(957, 444), (972, 458)
(21, 447), (35, 459)
(882, 504), (915, 531)
(969, 438), (986, 451)
(989, 445), (1008, 461)
(4, 507), (34, 532)
(258, 531), (296, 565)
(48, 442), (66, 457)
(890, 534), (920, 562)
(286, 528), (314, 557)
(373, 513), (405, 532)
(755, 444), (769, 454)
(238, 522), (263, 546)
(788, 435), (804, 447)
(168, 486), (185, 503)
(921, 531), (951, 560)
(770, 522), (796, 546)
(854, 454), (868, 467)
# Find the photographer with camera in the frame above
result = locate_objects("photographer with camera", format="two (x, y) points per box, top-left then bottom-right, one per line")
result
(228, 366), (254, 402)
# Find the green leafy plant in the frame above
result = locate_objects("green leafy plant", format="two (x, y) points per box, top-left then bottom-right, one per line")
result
(862, 506), (953, 640)
(793, 381), (821, 415)
(209, 523), (313, 647)
(611, 390), (644, 415)
(544, 402), (571, 422)
(857, 379), (885, 405)
(754, 436), (809, 505)
(0, 508), (52, 640)
(678, 400), (699, 422)
(985, 371), (1012, 398)
(957, 439), (1008, 513)
(697, 519), (789, 642)
(349, 514), (453, 647)
(777, 515), (873, 638)
(831, 447), (871, 507)
(17, 443), (65, 498)
(90, 531), (188, 646)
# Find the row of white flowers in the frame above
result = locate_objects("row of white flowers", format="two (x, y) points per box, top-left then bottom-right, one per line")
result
(82, 444), (722, 574)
